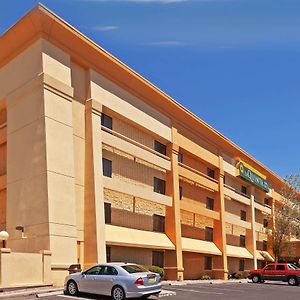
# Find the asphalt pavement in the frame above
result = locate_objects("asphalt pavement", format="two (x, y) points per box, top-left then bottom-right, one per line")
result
(5, 281), (300, 300)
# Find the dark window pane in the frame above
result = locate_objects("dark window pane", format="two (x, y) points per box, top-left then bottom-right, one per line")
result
(263, 241), (268, 251)
(204, 256), (212, 270)
(276, 265), (285, 271)
(241, 186), (247, 195)
(264, 264), (274, 270)
(152, 251), (164, 268)
(206, 197), (214, 210)
(178, 152), (183, 163)
(240, 235), (246, 247)
(101, 113), (112, 130)
(154, 140), (167, 156)
(106, 246), (111, 262)
(153, 214), (165, 233)
(263, 219), (268, 228)
(104, 202), (111, 224)
(154, 177), (166, 195)
(264, 198), (270, 206)
(103, 158), (112, 177)
(240, 210), (246, 221)
(179, 186), (183, 200)
(100, 266), (118, 275)
(239, 259), (245, 271)
(122, 265), (148, 274)
(205, 227), (214, 242)
(86, 266), (101, 275)
(207, 168), (215, 179)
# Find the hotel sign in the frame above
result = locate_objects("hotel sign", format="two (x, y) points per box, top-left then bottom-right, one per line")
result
(237, 162), (270, 192)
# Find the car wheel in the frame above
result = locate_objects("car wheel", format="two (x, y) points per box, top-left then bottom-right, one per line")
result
(252, 275), (260, 283)
(112, 285), (126, 300)
(288, 276), (298, 286)
(67, 280), (79, 296)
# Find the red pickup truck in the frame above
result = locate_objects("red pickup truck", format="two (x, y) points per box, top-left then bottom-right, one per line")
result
(248, 263), (300, 286)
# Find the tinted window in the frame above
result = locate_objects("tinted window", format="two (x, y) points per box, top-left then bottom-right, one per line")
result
(207, 168), (215, 179)
(241, 186), (247, 195)
(276, 265), (285, 271)
(264, 265), (275, 271)
(100, 266), (118, 275)
(122, 265), (148, 274)
(206, 197), (214, 210)
(101, 114), (112, 130)
(263, 219), (268, 228)
(240, 210), (246, 221)
(104, 203), (111, 224)
(205, 227), (213, 242)
(154, 140), (166, 156)
(153, 214), (165, 233)
(154, 177), (166, 195)
(103, 158), (112, 177)
(204, 256), (212, 270)
(86, 266), (101, 275)
(240, 235), (246, 247)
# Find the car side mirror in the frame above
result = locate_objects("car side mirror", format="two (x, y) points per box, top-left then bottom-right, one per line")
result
(82, 272), (86, 277)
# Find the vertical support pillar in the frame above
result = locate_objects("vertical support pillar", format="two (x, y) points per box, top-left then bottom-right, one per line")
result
(213, 155), (228, 280)
(165, 127), (184, 280)
(247, 186), (257, 269)
(84, 99), (106, 268)
(40, 250), (52, 285)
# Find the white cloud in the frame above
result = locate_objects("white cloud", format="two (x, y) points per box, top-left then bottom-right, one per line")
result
(90, 25), (119, 31)
(143, 41), (190, 46)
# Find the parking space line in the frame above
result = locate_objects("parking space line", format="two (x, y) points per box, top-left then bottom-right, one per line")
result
(173, 287), (224, 295)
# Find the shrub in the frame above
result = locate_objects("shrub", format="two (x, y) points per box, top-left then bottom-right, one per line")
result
(230, 272), (242, 279)
(143, 265), (165, 278)
(201, 274), (211, 280)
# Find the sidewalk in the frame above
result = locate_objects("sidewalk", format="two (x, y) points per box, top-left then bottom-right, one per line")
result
(0, 286), (62, 299)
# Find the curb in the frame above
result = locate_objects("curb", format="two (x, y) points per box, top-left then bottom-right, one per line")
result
(0, 288), (62, 299)
(36, 290), (63, 298)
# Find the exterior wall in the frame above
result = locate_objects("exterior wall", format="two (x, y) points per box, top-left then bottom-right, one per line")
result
(227, 257), (253, 277)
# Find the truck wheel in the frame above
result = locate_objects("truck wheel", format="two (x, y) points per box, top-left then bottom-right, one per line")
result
(252, 275), (260, 283)
(287, 276), (298, 286)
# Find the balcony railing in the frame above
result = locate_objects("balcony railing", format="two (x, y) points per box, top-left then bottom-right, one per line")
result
(254, 199), (272, 214)
(224, 184), (251, 206)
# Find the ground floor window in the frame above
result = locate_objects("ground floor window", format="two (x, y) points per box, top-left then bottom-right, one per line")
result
(106, 246), (111, 262)
(152, 251), (164, 268)
(239, 259), (245, 271)
(204, 256), (212, 270)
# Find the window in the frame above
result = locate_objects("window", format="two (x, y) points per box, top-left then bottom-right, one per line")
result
(264, 198), (270, 206)
(276, 265), (285, 271)
(204, 256), (212, 270)
(207, 168), (215, 179)
(240, 210), (246, 221)
(205, 227), (214, 242)
(104, 202), (111, 224)
(152, 251), (164, 268)
(240, 235), (246, 247)
(178, 152), (183, 163)
(122, 265), (149, 274)
(206, 197), (214, 210)
(106, 246), (111, 263)
(101, 113), (112, 130)
(153, 214), (165, 233)
(264, 264), (275, 271)
(100, 266), (118, 276)
(223, 176), (226, 185)
(239, 259), (245, 271)
(263, 240), (268, 251)
(179, 186), (183, 200)
(263, 219), (268, 228)
(241, 186), (247, 195)
(86, 266), (101, 275)
(154, 177), (166, 195)
(154, 140), (166, 156)
(103, 158), (112, 177)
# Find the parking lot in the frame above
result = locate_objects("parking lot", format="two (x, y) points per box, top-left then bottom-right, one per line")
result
(13, 281), (300, 300)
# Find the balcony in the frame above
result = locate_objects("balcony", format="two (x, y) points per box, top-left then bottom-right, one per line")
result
(101, 126), (171, 171)
(103, 176), (172, 207)
(224, 185), (251, 206)
(254, 199), (272, 214)
(180, 199), (220, 220)
(255, 222), (271, 234)
(178, 163), (219, 192)
(224, 212), (251, 229)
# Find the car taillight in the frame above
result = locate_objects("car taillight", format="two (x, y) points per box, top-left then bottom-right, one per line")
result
(135, 277), (144, 285)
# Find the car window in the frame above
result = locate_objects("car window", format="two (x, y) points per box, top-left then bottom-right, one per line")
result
(99, 266), (118, 276)
(121, 265), (149, 274)
(86, 266), (101, 275)
(288, 264), (300, 270)
(264, 265), (275, 271)
(276, 265), (285, 270)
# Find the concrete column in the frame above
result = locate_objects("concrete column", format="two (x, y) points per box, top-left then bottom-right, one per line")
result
(247, 186), (257, 269)
(84, 100), (106, 268)
(213, 155), (228, 280)
(165, 127), (184, 280)
(40, 250), (52, 285)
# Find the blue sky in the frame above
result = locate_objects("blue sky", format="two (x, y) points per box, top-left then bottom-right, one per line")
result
(1, 0), (300, 178)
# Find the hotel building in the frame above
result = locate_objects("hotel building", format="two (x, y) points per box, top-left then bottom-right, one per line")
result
(0, 5), (292, 286)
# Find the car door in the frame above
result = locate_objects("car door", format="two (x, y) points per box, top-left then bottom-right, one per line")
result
(77, 265), (102, 294)
(262, 264), (275, 280)
(275, 264), (286, 281)
(94, 266), (118, 296)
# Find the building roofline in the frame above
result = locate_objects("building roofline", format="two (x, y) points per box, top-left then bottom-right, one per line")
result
(0, 4), (286, 189)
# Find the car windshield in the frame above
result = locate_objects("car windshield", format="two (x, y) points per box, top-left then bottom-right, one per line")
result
(288, 264), (300, 270)
(121, 265), (149, 274)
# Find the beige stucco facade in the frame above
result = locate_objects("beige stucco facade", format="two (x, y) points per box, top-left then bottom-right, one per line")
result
(0, 5), (297, 287)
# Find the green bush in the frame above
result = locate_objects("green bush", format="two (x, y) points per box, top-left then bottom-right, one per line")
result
(230, 272), (242, 279)
(143, 265), (165, 278)
(201, 274), (211, 280)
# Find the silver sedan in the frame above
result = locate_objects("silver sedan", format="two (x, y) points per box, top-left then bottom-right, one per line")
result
(64, 263), (162, 300)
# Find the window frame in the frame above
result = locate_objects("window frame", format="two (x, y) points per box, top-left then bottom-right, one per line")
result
(101, 113), (113, 130)
(206, 197), (214, 210)
(240, 235), (246, 247)
(154, 177), (166, 195)
(104, 202), (111, 224)
(154, 140), (167, 156)
(240, 210), (247, 221)
(102, 158), (112, 178)
(205, 226), (214, 242)
(207, 168), (215, 179)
